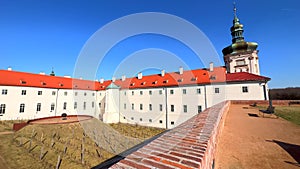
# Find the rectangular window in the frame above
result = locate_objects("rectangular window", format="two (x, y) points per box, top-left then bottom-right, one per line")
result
(2, 89), (8, 95)
(140, 104), (143, 110)
(0, 104), (6, 115)
(197, 88), (201, 94)
(38, 91), (42, 95)
(51, 103), (55, 111)
(74, 102), (77, 109)
(36, 103), (41, 112)
(92, 93), (95, 96)
(124, 91), (126, 96)
(132, 91), (134, 95)
(159, 90), (162, 95)
(84, 92), (87, 96)
(63, 102), (67, 110)
(92, 102), (95, 108)
(171, 105), (175, 112)
(236, 59), (246, 66)
(198, 105), (202, 113)
(52, 91), (56, 95)
(99, 103), (101, 108)
(19, 104), (25, 113)
(170, 89), (174, 95)
(149, 90), (152, 95)
(21, 90), (26, 95)
(215, 88), (220, 94)
(132, 104), (134, 110)
(183, 105), (187, 113)
(242, 86), (248, 93)
(149, 119), (152, 123)
(83, 102), (86, 110)
(75, 92), (78, 96)
(140, 91), (143, 95)
(149, 104), (152, 111)
(182, 89), (187, 94)
(159, 104), (163, 111)
(64, 92), (68, 96)
(124, 103), (126, 109)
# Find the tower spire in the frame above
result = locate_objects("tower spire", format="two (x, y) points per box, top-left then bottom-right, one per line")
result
(233, 2), (237, 18)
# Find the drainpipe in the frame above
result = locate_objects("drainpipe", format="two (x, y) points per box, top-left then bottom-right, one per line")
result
(204, 85), (208, 109)
(55, 89), (59, 116)
(164, 88), (168, 129)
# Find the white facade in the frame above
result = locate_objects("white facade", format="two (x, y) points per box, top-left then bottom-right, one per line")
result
(0, 71), (269, 129)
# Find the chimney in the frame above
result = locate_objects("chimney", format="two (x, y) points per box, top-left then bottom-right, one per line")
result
(138, 72), (142, 80)
(79, 77), (83, 80)
(40, 72), (46, 75)
(64, 75), (71, 78)
(122, 75), (126, 81)
(7, 67), (12, 71)
(112, 77), (116, 82)
(209, 62), (214, 72)
(179, 66), (183, 75)
(161, 69), (165, 77)
(100, 78), (104, 84)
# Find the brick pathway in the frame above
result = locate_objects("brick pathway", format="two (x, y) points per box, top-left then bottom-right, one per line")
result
(216, 104), (300, 169)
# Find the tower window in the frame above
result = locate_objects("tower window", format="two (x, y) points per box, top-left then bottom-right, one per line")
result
(182, 89), (187, 94)
(38, 91), (42, 95)
(215, 88), (220, 94)
(170, 90), (174, 95)
(149, 90), (152, 95)
(236, 59), (246, 66)
(140, 104), (143, 110)
(149, 104), (152, 111)
(159, 90), (162, 95)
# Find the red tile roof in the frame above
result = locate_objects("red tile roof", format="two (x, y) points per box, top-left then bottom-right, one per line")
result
(0, 68), (270, 91)
(226, 72), (271, 82)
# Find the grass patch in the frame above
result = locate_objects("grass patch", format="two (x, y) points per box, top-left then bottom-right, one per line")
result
(0, 119), (165, 169)
(256, 105), (300, 126)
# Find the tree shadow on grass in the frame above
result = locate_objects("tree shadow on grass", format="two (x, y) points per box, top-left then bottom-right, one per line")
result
(266, 140), (300, 167)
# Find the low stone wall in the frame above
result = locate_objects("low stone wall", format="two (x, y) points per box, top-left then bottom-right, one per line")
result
(109, 101), (230, 169)
(231, 100), (300, 106)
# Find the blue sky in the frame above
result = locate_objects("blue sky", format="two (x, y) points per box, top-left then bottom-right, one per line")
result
(0, 0), (299, 88)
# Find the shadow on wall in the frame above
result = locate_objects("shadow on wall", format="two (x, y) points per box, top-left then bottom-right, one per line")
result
(266, 140), (300, 167)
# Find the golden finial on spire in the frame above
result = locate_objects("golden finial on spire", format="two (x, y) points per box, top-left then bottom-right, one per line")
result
(233, 2), (237, 18)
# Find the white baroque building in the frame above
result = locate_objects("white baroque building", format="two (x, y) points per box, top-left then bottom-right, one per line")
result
(0, 7), (271, 129)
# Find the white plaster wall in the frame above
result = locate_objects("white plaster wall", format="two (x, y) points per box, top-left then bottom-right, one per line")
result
(225, 82), (266, 100)
(103, 88), (120, 123)
(0, 86), (57, 120)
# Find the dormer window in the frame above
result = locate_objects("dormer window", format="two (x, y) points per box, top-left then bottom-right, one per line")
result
(163, 80), (168, 84)
(177, 78), (183, 82)
(210, 75), (216, 80)
(59, 83), (64, 87)
(41, 82), (46, 85)
(191, 77), (198, 81)
(152, 81), (157, 84)
(141, 82), (146, 85)
(20, 80), (26, 84)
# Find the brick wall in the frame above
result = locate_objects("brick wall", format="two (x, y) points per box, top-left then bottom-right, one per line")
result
(109, 101), (230, 169)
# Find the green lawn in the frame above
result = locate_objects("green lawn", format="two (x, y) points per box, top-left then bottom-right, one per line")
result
(257, 105), (300, 126)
